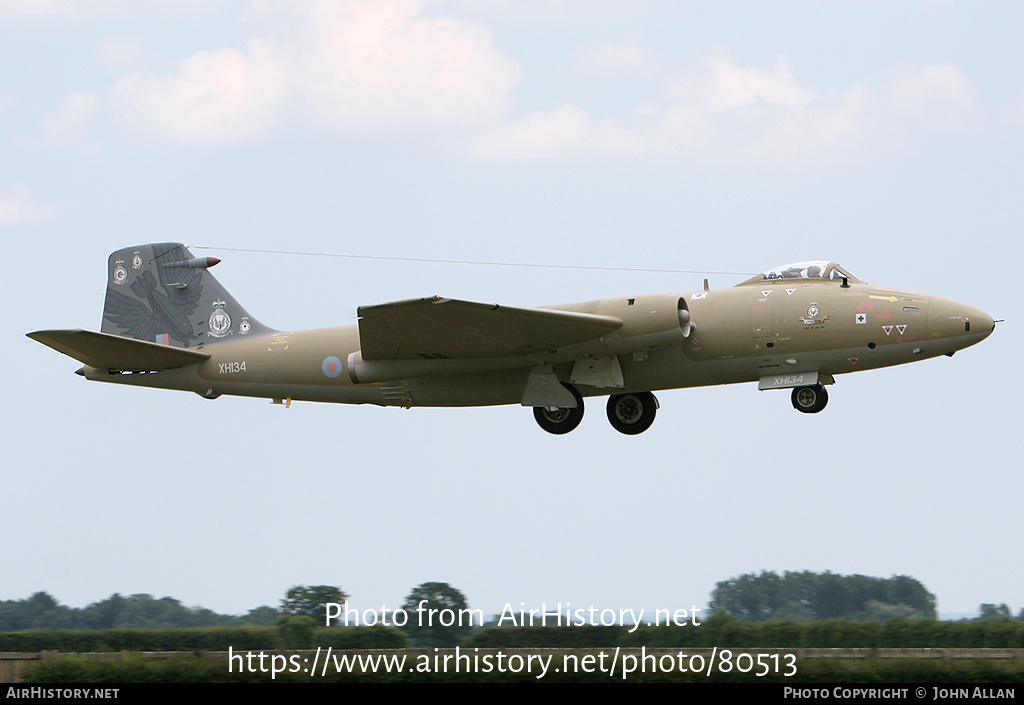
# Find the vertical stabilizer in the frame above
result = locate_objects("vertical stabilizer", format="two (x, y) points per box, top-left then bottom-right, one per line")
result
(101, 243), (272, 347)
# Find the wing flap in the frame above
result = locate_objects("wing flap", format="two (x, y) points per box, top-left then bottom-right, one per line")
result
(28, 329), (210, 371)
(357, 297), (622, 360)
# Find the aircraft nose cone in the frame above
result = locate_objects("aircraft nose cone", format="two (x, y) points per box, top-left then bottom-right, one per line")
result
(928, 297), (994, 350)
(972, 307), (996, 338)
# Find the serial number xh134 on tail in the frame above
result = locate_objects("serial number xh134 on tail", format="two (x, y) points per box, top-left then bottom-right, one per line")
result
(29, 243), (995, 435)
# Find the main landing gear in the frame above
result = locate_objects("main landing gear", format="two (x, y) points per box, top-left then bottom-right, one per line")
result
(606, 391), (658, 435)
(533, 386), (659, 435)
(791, 384), (829, 414)
(533, 384), (584, 434)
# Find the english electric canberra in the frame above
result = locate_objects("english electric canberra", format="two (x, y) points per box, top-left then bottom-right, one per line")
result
(29, 243), (995, 434)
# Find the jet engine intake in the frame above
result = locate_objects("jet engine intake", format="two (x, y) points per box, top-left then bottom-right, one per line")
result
(595, 294), (691, 355)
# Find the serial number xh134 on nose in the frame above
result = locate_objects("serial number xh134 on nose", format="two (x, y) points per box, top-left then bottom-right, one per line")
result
(29, 244), (995, 435)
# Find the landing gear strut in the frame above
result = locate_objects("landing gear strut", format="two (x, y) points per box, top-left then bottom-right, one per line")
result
(791, 384), (828, 414)
(533, 384), (584, 434)
(606, 391), (658, 434)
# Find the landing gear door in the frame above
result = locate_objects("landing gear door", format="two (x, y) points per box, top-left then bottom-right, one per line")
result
(758, 371), (819, 391)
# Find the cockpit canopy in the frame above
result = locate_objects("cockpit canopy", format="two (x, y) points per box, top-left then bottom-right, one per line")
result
(737, 261), (860, 286)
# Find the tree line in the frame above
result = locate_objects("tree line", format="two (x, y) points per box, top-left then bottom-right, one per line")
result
(3, 572), (1021, 639)
(0, 591), (278, 631)
(708, 571), (940, 622)
(0, 582), (474, 647)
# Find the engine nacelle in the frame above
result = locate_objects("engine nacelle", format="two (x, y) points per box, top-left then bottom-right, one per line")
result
(593, 294), (690, 356)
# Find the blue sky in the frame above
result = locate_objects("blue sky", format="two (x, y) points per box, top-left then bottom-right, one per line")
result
(4, 0), (1021, 620)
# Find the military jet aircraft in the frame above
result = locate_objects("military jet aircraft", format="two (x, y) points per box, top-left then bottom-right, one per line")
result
(28, 243), (995, 435)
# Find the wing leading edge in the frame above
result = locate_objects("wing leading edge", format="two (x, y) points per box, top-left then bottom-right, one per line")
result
(357, 296), (622, 360)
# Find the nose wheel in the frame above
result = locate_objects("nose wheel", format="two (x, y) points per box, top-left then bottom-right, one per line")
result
(791, 384), (828, 414)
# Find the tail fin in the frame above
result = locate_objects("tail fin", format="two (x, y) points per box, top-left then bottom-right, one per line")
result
(101, 243), (272, 347)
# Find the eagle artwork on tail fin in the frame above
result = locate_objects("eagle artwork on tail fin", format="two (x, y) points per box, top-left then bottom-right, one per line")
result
(102, 244), (204, 347)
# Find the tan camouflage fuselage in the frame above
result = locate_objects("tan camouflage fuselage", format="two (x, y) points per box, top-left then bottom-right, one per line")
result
(31, 246), (994, 434)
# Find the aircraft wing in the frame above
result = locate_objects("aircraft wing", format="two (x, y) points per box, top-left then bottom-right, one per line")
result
(27, 329), (210, 371)
(357, 296), (622, 360)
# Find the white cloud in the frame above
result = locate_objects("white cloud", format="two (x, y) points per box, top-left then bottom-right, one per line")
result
(0, 0), (123, 19)
(887, 64), (976, 135)
(294, 0), (519, 130)
(0, 185), (48, 223)
(111, 0), (520, 142)
(659, 50), (866, 161)
(893, 64), (974, 108)
(113, 40), (286, 143)
(800, 86), (867, 147)
(471, 50), (866, 163)
(468, 104), (665, 160)
(103, 9), (966, 163)
(682, 51), (815, 113)
(0, 0), (79, 17)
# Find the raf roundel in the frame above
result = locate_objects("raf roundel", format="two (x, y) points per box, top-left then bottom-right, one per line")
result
(322, 356), (343, 379)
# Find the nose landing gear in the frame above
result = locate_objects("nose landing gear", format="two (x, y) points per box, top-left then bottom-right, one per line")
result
(791, 384), (828, 414)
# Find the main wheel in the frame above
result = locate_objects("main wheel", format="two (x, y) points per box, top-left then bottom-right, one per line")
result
(533, 384), (584, 434)
(791, 384), (828, 414)
(606, 391), (658, 435)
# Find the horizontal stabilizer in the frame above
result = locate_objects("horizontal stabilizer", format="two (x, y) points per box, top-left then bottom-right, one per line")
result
(27, 329), (209, 371)
(357, 296), (622, 360)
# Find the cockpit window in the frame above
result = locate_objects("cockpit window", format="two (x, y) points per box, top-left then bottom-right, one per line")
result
(737, 261), (861, 286)
(826, 264), (858, 282)
(760, 261), (831, 281)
